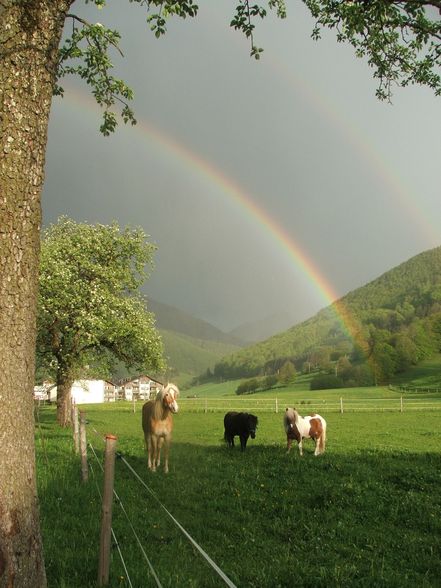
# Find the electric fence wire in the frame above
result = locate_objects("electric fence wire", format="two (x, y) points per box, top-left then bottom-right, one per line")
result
(90, 426), (107, 443)
(118, 454), (237, 588)
(89, 442), (163, 588)
(89, 451), (134, 588)
(87, 423), (237, 587)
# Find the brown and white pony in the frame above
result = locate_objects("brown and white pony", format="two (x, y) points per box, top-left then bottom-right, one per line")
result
(142, 383), (179, 473)
(284, 407), (326, 456)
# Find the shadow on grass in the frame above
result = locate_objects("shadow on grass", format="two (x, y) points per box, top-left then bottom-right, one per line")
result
(37, 408), (441, 588)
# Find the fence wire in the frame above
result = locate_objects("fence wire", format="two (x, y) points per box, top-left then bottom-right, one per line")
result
(119, 454), (237, 588)
(87, 421), (237, 586)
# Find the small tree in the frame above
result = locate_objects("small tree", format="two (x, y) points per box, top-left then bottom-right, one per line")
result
(279, 360), (297, 386)
(310, 374), (344, 391)
(37, 218), (164, 426)
(263, 374), (278, 390)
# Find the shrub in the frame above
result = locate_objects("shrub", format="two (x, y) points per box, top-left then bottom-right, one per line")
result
(310, 374), (343, 390)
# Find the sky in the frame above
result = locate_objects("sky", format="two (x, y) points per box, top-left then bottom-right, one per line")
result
(42, 1), (441, 333)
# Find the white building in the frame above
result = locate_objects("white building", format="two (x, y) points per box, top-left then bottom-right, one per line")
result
(71, 380), (106, 404)
(35, 379), (115, 404)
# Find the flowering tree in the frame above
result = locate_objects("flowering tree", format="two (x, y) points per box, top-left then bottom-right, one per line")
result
(37, 218), (164, 426)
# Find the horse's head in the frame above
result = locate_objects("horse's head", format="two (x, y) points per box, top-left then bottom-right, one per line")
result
(247, 414), (258, 439)
(162, 383), (179, 413)
(285, 407), (298, 429)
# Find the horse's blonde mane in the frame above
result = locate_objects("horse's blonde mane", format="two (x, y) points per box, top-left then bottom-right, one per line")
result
(285, 407), (298, 422)
(153, 383), (179, 419)
(283, 407), (299, 434)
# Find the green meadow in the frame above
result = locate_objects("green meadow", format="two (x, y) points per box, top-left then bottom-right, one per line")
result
(36, 388), (441, 587)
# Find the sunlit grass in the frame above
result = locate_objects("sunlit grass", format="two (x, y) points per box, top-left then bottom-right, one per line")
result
(36, 398), (441, 587)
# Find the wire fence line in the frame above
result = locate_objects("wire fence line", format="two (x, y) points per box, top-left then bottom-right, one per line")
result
(118, 455), (237, 588)
(176, 396), (441, 414)
(87, 426), (237, 588)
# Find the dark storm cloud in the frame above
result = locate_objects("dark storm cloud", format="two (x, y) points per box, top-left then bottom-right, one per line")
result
(43, 2), (441, 331)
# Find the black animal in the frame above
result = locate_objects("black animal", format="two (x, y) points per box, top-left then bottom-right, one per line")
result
(223, 411), (258, 451)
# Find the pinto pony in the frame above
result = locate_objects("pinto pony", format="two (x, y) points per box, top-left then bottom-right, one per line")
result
(284, 407), (326, 456)
(142, 383), (179, 473)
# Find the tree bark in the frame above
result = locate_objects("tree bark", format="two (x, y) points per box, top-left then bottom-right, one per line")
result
(0, 2), (71, 586)
(56, 373), (74, 428)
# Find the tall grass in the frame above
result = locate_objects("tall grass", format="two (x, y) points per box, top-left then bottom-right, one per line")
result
(36, 401), (441, 587)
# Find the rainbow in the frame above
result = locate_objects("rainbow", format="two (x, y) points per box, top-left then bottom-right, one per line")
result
(57, 86), (371, 350)
(59, 87), (340, 303)
(264, 57), (440, 247)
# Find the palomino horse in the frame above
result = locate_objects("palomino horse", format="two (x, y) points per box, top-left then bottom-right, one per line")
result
(142, 383), (179, 473)
(283, 407), (327, 456)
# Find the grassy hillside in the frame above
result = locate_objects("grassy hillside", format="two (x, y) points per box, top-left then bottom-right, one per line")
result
(211, 246), (441, 386)
(159, 329), (241, 385)
(390, 353), (441, 389)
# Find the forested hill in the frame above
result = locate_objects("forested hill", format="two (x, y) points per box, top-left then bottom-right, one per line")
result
(210, 246), (441, 386)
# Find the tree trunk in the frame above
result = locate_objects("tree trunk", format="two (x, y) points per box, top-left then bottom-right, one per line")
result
(0, 3), (71, 586)
(56, 374), (74, 428)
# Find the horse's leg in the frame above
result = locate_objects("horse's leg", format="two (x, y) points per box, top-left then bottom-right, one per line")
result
(157, 437), (164, 469)
(314, 436), (320, 456)
(298, 438), (303, 456)
(163, 436), (170, 474)
(286, 436), (292, 453)
(150, 436), (158, 472)
(147, 435), (153, 470)
(240, 434), (247, 451)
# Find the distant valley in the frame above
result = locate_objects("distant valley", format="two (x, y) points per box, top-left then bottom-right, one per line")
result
(146, 300), (298, 384)
(147, 246), (441, 389)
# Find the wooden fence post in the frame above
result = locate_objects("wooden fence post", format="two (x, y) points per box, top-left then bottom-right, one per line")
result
(400, 396), (403, 413)
(73, 404), (79, 454)
(79, 411), (88, 482)
(98, 434), (118, 587)
(204, 399), (208, 414)
(340, 397), (344, 414)
(275, 398), (278, 413)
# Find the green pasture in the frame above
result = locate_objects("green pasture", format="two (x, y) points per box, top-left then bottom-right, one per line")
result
(179, 382), (441, 414)
(36, 396), (441, 588)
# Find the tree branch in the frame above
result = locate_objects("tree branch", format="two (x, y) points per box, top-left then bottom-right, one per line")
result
(66, 13), (124, 57)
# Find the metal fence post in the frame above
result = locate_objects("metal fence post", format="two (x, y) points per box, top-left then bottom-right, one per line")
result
(98, 434), (118, 586)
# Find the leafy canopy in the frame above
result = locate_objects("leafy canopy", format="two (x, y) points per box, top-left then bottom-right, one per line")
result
(37, 217), (164, 382)
(305, 0), (441, 101)
(57, 1), (440, 135)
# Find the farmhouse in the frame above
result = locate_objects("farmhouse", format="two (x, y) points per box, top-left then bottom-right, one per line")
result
(118, 375), (163, 401)
(34, 379), (115, 404)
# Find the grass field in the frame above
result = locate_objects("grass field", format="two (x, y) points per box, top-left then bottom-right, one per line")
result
(36, 392), (441, 588)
